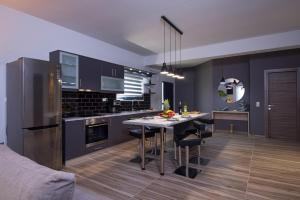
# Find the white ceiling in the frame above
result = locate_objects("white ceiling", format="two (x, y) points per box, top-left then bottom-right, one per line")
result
(1, 0), (300, 56)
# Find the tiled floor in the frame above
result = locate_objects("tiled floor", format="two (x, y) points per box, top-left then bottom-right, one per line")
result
(65, 132), (300, 200)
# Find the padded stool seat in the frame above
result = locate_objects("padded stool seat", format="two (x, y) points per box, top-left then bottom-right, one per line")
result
(129, 129), (155, 139)
(201, 131), (212, 138)
(178, 134), (202, 147)
(193, 121), (206, 131)
(145, 126), (161, 133)
(197, 118), (214, 124)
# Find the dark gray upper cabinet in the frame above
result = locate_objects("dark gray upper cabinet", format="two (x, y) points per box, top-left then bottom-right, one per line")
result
(50, 50), (124, 92)
(79, 56), (101, 91)
(101, 61), (124, 78)
(50, 50), (79, 90)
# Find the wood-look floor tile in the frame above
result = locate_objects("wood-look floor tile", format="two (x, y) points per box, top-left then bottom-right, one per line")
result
(65, 132), (300, 200)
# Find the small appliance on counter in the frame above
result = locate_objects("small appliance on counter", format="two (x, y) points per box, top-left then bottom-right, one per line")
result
(108, 99), (121, 113)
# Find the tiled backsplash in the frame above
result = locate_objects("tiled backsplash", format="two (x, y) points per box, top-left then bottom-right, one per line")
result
(62, 91), (151, 117)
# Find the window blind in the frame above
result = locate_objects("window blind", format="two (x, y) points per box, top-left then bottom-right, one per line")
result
(117, 71), (147, 101)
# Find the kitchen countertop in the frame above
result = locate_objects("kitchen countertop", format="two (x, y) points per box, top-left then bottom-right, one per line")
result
(63, 110), (161, 122)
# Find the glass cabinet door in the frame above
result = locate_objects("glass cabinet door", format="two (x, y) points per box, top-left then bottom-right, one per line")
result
(101, 76), (124, 92)
(59, 52), (79, 89)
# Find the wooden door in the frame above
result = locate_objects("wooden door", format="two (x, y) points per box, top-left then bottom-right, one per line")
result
(264, 68), (300, 140)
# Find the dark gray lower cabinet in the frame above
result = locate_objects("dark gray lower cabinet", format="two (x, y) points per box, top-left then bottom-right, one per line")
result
(63, 112), (160, 160)
(63, 120), (85, 160)
(108, 115), (135, 146)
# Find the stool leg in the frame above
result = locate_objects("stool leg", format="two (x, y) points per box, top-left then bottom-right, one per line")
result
(185, 146), (189, 177)
(178, 146), (182, 166)
(198, 145), (201, 165)
(164, 131), (166, 148)
(155, 133), (158, 156)
(138, 139), (141, 159)
(174, 142), (177, 160)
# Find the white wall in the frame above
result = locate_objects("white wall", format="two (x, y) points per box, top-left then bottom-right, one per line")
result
(0, 62), (5, 143)
(0, 6), (162, 143)
(144, 29), (300, 66)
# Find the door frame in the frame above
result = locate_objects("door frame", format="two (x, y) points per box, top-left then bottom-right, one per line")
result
(264, 68), (299, 138)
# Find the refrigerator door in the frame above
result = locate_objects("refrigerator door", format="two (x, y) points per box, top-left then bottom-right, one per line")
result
(23, 125), (62, 170)
(22, 58), (61, 128)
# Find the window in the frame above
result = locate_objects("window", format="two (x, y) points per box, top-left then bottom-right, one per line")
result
(117, 70), (149, 101)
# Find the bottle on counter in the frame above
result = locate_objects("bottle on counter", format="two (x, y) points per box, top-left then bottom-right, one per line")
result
(178, 101), (182, 115)
(183, 104), (188, 113)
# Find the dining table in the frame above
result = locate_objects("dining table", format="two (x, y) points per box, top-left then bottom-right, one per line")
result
(123, 113), (209, 175)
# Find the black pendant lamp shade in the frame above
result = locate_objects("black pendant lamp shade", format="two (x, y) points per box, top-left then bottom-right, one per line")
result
(161, 20), (168, 74)
(220, 68), (225, 84)
(160, 62), (168, 74)
(220, 76), (225, 84)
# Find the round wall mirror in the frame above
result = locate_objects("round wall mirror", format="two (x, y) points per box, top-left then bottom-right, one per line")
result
(218, 78), (245, 103)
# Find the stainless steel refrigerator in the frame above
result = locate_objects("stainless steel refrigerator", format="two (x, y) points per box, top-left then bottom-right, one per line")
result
(6, 57), (62, 170)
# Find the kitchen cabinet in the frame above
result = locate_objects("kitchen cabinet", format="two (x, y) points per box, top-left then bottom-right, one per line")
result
(101, 62), (124, 78)
(63, 120), (85, 160)
(50, 51), (79, 89)
(50, 51), (124, 92)
(108, 115), (133, 146)
(79, 56), (101, 91)
(63, 111), (160, 160)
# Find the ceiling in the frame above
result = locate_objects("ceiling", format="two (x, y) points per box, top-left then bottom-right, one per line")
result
(1, 0), (300, 56)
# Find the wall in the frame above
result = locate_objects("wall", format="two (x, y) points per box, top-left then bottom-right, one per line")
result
(177, 49), (300, 135)
(0, 5), (158, 143)
(0, 61), (5, 143)
(249, 49), (300, 135)
(175, 68), (196, 111)
(194, 62), (214, 113)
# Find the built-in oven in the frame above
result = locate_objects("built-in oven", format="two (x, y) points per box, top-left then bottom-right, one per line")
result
(85, 118), (108, 148)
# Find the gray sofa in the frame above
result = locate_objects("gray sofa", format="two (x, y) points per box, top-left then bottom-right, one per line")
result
(0, 145), (75, 200)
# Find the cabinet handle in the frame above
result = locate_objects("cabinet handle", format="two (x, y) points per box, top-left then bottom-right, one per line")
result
(114, 69), (117, 77)
(79, 79), (82, 88)
(112, 69), (114, 77)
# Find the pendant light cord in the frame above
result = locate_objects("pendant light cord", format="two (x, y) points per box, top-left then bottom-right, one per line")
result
(180, 34), (181, 66)
(175, 31), (176, 70)
(163, 21), (165, 63)
(170, 24), (171, 70)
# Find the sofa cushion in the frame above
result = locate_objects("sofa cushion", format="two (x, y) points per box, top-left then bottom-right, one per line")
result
(0, 144), (75, 200)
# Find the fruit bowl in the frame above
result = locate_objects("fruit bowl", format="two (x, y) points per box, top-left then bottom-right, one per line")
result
(159, 110), (176, 119)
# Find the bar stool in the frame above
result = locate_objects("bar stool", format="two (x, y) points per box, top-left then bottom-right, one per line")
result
(145, 126), (161, 155)
(186, 119), (214, 165)
(174, 134), (202, 178)
(128, 128), (156, 164)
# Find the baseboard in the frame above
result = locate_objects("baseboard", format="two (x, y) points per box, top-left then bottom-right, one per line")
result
(214, 129), (248, 135)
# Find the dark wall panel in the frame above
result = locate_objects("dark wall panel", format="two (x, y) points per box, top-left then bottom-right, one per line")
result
(175, 68), (196, 111)
(176, 48), (300, 135)
(249, 49), (300, 135)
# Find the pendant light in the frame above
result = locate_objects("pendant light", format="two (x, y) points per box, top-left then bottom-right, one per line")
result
(173, 31), (180, 78)
(167, 25), (174, 77)
(220, 68), (225, 84)
(160, 21), (168, 75)
(177, 34), (185, 79)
